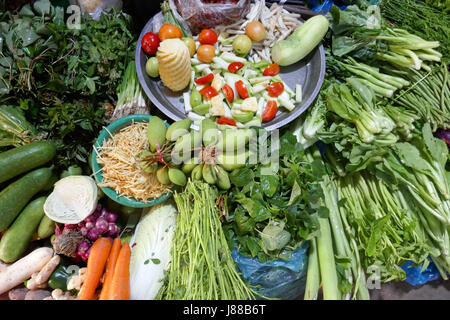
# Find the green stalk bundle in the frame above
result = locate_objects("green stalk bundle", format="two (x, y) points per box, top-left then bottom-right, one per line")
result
(158, 181), (257, 300)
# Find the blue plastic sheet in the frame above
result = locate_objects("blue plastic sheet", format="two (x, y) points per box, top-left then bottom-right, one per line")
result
(307, 0), (348, 12)
(402, 260), (441, 286)
(232, 242), (309, 300)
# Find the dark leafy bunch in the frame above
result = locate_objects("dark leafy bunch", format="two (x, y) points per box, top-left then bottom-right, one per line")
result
(62, 10), (136, 98)
(0, 0), (136, 171)
(223, 130), (328, 262)
(0, 0), (136, 105)
(25, 98), (106, 171)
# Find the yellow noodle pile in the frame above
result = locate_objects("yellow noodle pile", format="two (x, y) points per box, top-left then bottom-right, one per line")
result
(95, 122), (171, 202)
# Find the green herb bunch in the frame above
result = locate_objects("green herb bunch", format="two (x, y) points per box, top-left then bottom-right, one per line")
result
(223, 130), (327, 262)
(26, 98), (107, 171)
(0, 0), (136, 105)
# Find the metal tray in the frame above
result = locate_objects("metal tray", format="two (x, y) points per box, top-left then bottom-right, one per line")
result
(136, 11), (326, 131)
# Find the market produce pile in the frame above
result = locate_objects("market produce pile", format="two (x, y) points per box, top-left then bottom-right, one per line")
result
(0, 0), (449, 301)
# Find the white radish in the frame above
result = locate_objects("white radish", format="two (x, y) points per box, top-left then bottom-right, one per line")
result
(0, 247), (54, 295)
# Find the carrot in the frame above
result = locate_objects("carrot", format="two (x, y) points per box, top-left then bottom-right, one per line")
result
(78, 237), (112, 300)
(108, 241), (131, 300)
(99, 237), (121, 300)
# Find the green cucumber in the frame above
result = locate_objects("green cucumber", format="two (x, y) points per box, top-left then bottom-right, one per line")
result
(37, 215), (56, 240)
(0, 196), (47, 262)
(0, 167), (53, 232)
(0, 141), (56, 184)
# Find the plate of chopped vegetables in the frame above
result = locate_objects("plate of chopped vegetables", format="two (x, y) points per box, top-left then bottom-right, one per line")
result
(136, 1), (326, 131)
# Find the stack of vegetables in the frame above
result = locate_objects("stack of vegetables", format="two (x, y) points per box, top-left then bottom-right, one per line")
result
(293, 0), (450, 299)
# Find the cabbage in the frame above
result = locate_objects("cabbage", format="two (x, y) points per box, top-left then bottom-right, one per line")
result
(43, 175), (98, 224)
(129, 201), (177, 300)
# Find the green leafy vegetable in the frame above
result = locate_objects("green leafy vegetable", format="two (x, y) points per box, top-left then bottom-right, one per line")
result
(224, 130), (323, 262)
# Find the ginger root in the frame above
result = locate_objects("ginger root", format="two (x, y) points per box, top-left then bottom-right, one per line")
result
(26, 255), (61, 290)
(67, 267), (87, 291)
(51, 289), (77, 300)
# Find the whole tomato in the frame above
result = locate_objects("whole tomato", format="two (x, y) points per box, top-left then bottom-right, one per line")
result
(141, 32), (160, 55)
(158, 24), (182, 41)
(197, 44), (216, 63)
(198, 29), (218, 45)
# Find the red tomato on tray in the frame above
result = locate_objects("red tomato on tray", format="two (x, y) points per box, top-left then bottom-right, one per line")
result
(235, 80), (249, 99)
(199, 86), (219, 98)
(267, 82), (284, 97)
(228, 62), (244, 73)
(195, 73), (214, 85)
(263, 63), (280, 76)
(262, 100), (278, 122)
(217, 117), (237, 126)
(141, 32), (160, 55)
(198, 29), (218, 45)
(222, 84), (234, 103)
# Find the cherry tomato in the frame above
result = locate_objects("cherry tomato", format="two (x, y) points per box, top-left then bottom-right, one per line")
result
(198, 29), (218, 45)
(262, 100), (278, 122)
(267, 81), (284, 97)
(199, 86), (219, 98)
(235, 80), (249, 99)
(158, 24), (182, 41)
(217, 117), (237, 126)
(141, 32), (160, 55)
(197, 44), (216, 63)
(228, 62), (244, 73)
(263, 63), (280, 76)
(194, 73), (214, 85)
(222, 84), (234, 103)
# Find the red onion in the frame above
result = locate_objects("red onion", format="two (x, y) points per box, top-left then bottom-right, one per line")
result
(87, 228), (99, 241)
(100, 208), (109, 218)
(107, 223), (117, 236)
(80, 227), (89, 236)
(85, 215), (96, 223)
(106, 212), (118, 223)
(85, 221), (94, 230)
(78, 241), (90, 253)
(95, 217), (109, 235)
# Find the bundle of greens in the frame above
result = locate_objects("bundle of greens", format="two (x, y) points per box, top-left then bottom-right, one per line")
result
(109, 61), (150, 122)
(338, 57), (410, 98)
(223, 131), (325, 263)
(325, 82), (397, 144)
(0, 0), (135, 105)
(157, 181), (257, 300)
(329, 3), (443, 72)
(318, 103), (419, 175)
(304, 147), (370, 300)
(63, 9), (135, 98)
(424, 0), (450, 12)
(335, 170), (435, 282)
(291, 91), (327, 150)
(380, 0), (450, 64)
(371, 123), (450, 277)
(27, 98), (107, 171)
(0, 105), (38, 148)
(392, 63), (450, 131)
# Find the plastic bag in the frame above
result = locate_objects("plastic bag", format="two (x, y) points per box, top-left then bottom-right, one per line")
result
(76, 0), (123, 20)
(402, 259), (441, 286)
(171, 0), (251, 34)
(231, 242), (309, 300)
